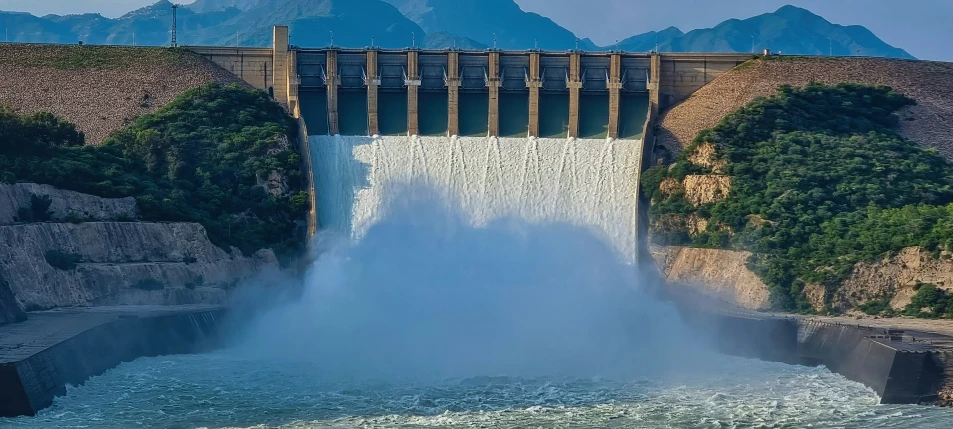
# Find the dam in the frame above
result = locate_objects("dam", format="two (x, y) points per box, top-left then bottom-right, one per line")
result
(186, 26), (751, 259)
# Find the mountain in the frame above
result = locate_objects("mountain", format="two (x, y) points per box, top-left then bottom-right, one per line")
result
(382, 0), (597, 50)
(199, 0), (424, 48)
(0, 2), (914, 59)
(188, 0), (260, 13)
(618, 5), (914, 59)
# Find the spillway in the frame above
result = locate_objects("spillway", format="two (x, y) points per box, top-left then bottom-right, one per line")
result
(310, 135), (643, 263)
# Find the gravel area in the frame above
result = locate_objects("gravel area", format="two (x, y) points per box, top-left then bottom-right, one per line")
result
(0, 44), (245, 144)
(658, 57), (953, 159)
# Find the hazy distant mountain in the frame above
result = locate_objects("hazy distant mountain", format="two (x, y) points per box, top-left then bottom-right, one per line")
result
(382, 0), (597, 51)
(0, 2), (914, 59)
(618, 6), (914, 58)
(188, 0), (260, 13)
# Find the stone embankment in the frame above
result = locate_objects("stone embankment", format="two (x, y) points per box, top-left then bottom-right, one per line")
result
(0, 44), (243, 144)
(657, 57), (953, 159)
(0, 184), (279, 317)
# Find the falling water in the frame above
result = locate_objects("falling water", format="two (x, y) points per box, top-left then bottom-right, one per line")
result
(310, 135), (643, 263)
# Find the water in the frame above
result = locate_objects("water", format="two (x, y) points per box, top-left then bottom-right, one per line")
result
(5, 351), (953, 428)
(310, 135), (642, 263)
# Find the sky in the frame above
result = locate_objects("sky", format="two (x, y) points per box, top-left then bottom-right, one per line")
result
(0, 0), (949, 61)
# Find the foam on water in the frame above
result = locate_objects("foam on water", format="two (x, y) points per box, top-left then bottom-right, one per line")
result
(4, 351), (952, 429)
(310, 135), (642, 263)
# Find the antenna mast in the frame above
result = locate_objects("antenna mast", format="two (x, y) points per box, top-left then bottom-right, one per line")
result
(171, 4), (179, 47)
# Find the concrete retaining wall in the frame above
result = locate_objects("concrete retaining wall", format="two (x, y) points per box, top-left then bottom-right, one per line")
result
(0, 309), (224, 417)
(677, 306), (949, 404)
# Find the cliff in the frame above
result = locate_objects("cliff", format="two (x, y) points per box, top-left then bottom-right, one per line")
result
(0, 45), (244, 144)
(0, 277), (26, 325)
(651, 245), (771, 310)
(0, 184), (279, 312)
(657, 57), (953, 160)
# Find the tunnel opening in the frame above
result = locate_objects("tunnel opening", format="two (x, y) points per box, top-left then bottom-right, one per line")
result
(419, 91), (449, 136)
(499, 92), (529, 138)
(299, 89), (329, 135)
(378, 90), (408, 136)
(459, 91), (489, 137)
(539, 92), (569, 138)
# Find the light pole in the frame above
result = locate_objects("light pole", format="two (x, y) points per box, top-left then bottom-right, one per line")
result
(750, 35), (755, 53)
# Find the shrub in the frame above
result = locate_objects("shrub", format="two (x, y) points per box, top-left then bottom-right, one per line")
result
(44, 250), (80, 270)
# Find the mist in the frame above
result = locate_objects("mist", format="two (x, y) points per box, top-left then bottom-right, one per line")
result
(226, 184), (710, 381)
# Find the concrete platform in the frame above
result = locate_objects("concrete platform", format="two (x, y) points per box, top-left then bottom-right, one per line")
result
(0, 305), (226, 417)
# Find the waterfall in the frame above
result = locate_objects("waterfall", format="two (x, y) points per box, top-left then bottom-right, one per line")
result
(310, 135), (643, 263)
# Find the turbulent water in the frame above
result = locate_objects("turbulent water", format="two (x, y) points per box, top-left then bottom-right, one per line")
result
(310, 135), (642, 263)
(5, 351), (953, 429)
(6, 134), (953, 428)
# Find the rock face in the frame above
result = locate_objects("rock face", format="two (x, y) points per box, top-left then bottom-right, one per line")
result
(682, 175), (731, 206)
(832, 247), (953, 312)
(657, 57), (953, 160)
(651, 245), (771, 310)
(0, 276), (26, 325)
(0, 183), (137, 225)
(0, 184), (280, 311)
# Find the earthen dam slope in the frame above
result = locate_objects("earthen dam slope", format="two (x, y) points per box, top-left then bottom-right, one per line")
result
(0, 44), (244, 144)
(657, 57), (953, 159)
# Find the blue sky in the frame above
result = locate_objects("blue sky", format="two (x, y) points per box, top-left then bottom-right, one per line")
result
(0, 0), (949, 61)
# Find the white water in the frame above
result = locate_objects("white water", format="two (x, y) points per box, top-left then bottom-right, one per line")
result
(310, 135), (643, 263)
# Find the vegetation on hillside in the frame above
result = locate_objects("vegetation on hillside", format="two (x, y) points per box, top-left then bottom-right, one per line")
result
(0, 83), (308, 261)
(649, 83), (953, 312)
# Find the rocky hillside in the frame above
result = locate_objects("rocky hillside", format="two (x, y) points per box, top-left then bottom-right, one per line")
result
(656, 56), (953, 160)
(0, 44), (242, 144)
(0, 183), (278, 314)
(647, 82), (953, 315)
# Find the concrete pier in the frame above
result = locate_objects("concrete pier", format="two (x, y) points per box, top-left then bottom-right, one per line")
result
(366, 50), (380, 136)
(608, 53), (623, 138)
(487, 51), (501, 137)
(567, 52), (582, 138)
(326, 50), (340, 135)
(0, 306), (226, 417)
(272, 27), (290, 109)
(406, 50), (420, 136)
(527, 52), (541, 138)
(447, 51), (461, 136)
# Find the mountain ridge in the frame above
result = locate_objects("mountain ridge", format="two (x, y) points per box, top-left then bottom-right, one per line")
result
(0, 2), (914, 58)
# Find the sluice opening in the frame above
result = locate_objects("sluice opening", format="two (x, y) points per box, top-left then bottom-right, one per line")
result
(378, 90), (408, 136)
(459, 92), (489, 137)
(499, 92), (529, 137)
(539, 93), (569, 138)
(419, 91), (449, 136)
(339, 89), (369, 136)
(299, 89), (329, 135)
(619, 94), (650, 139)
(579, 93), (609, 139)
